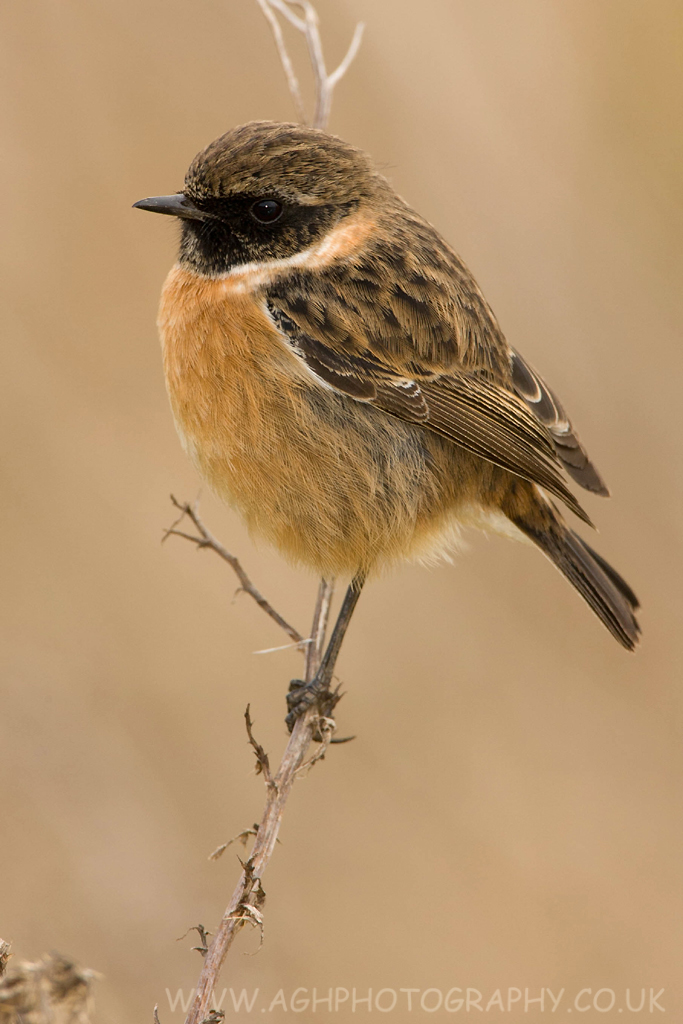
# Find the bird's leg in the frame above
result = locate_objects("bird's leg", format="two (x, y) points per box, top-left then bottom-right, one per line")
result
(286, 573), (366, 732)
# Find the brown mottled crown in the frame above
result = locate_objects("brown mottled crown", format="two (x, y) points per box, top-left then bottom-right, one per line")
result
(184, 120), (381, 205)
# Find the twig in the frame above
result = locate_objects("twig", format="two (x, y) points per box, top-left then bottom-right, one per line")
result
(255, 0), (306, 122)
(253, 638), (312, 655)
(304, 568), (334, 679)
(296, 713), (336, 774)
(244, 705), (273, 784)
(164, 497), (305, 647)
(182, 578), (335, 1024)
(176, 925), (211, 957)
(257, 0), (364, 129)
(208, 827), (259, 861)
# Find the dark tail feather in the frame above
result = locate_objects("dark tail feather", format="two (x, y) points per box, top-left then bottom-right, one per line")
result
(509, 501), (641, 651)
(574, 536), (640, 611)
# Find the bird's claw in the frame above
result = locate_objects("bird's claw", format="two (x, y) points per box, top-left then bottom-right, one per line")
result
(285, 676), (340, 734)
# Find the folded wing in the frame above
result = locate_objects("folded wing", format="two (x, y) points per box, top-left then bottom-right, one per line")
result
(267, 303), (593, 526)
(510, 349), (609, 496)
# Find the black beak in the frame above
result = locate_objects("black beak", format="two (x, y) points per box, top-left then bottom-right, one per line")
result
(132, 193), (208, 221)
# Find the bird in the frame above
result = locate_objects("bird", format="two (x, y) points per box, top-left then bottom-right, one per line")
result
(134, 120), (640, 723)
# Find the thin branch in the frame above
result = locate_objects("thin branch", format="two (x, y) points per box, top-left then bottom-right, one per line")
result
(292, 2), (329, 129)
(327, 21), (365, 90)
(257, 0), (364, 130)
(208, 825), (268, 862)
(244, 705), (273, 785)
(296, 714), (336, 774)
(176, 925), (211, 958)
(254, 0), (306, 122)
(304, 572), (334, 680)
(253, 638), (311, 655)
(183, 578), (335, 1024)
(267, 0), (306, 32)
(164, 497), (305, 647)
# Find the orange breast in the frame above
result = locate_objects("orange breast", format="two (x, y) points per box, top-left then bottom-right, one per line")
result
(159, 264), (301, 456)
(160, 263), (353, 568)
(158, 263), (312, 514)
(157, 264), (469, 577)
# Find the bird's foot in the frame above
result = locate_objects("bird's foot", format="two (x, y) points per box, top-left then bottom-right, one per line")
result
(285, 675), (340, 735)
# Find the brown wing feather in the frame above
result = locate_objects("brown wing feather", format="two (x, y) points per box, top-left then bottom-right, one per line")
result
(416, 377), (591, 524)
(267, 302), (593, 526)
(510, 349), (609, 495)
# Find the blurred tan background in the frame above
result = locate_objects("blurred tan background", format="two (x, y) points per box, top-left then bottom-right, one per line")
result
(1, 1), (681, 1021)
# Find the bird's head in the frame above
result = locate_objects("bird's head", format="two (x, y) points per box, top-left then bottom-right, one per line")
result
(134, 120), (384, 275)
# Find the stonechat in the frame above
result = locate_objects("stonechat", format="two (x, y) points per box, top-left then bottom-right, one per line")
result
(134, 121), (639, 714)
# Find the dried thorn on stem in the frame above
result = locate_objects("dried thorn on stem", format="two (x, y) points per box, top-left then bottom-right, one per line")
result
(229, 863), (266, 951)
(244, 705), (274, 785)
(200, 1012), (225, 1024)
(208, 825), (259, 861)
(256, 0), (364, 130)
(177, 925), (212, 957)
(164, 497), (305, 647)
(297, 715), (337, 774)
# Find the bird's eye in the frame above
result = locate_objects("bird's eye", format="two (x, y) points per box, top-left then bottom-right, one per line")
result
(250, 199), (284, 224)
